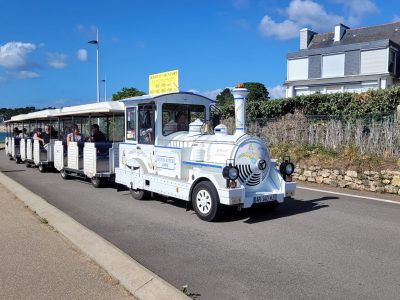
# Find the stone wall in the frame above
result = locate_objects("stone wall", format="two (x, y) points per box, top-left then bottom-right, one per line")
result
(293, 164), (400, 195)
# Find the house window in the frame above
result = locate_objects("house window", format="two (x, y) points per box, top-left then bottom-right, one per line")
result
(389, 49), (396, 74)
(360, 49), (387, 74)
(322, 54), (345, 78)
(287, 58), (308, 80)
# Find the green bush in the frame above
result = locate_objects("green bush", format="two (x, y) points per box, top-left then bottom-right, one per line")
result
(261, 86), (400, 120)
(216, 85), (400, 121)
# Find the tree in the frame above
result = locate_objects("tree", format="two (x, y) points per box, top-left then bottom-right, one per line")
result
(243, 82), (270, 119)
(112, 87), (146, 101)
(215, 82), (270, 120)
(215, 88), (234, 118)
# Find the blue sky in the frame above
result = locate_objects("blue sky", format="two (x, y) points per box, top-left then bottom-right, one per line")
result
(0, 0), (398, 108)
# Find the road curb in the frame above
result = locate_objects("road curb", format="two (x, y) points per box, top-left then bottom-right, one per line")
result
(0, 171), (189, 300)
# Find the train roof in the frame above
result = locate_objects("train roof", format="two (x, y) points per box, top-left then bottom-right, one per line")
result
(119, 92), (216, 104)
(54, 101), (124, 117)
(5, 91), (214, 123)
(5, 109), (60, 123)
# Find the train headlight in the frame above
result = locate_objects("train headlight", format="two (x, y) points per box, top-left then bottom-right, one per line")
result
(223, 166), (239, 180)
(280, 161), (295, 176)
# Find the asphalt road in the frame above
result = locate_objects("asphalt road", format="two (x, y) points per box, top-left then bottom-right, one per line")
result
(1, 152), (400, 300)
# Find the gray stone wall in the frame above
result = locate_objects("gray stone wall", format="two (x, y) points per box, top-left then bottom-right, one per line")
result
(293, 164), (400, 195)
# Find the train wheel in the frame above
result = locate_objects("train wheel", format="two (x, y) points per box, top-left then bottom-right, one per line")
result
(192, 181), (221, 222)
(130, 188), (150, 200)
(91, 177), (103, 188)
(60, 169), (70, 180)
(38, 164), (46, 173)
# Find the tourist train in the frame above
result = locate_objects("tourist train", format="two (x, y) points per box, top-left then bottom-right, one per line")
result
(4, 84), (296, 221)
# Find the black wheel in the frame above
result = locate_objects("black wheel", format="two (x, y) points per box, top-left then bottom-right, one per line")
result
(60, 169), (70, 180)
(192, 181), (222, 222)
(130, 188), (150, 200)
(26, 163), (32, 168)
(38, 164), (46, 173)
(15, 157), (22, 164)
(91, 177), (103, 188)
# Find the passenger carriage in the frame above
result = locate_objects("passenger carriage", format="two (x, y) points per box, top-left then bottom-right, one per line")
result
(27, 109), (60, 170)
(53, 101), (125, 187)
(5, 114), (28, 163)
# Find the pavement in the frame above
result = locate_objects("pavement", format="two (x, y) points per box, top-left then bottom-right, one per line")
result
(1, 151), (400, 299)
(0, 182), (134, 300)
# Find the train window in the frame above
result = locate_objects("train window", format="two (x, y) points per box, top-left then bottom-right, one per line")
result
(162, 104), (205, 136)
(126, 107), (136, 141)
(138, 104), (155, 144)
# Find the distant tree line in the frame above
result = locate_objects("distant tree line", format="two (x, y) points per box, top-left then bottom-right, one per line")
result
(0, 107), (55, 121)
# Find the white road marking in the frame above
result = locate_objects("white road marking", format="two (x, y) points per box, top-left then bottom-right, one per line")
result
(298, 186), (400, 205)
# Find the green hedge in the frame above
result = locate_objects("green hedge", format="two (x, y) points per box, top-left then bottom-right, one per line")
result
(216, 85), (400, 120)
(258, 85), (400, 120)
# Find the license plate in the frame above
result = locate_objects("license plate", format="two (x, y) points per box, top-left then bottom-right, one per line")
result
(253, 194), (276, 203)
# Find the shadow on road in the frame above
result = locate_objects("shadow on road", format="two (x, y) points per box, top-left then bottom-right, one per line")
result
(221, 196), (337, 224)
(2, 170), (26, 173)
(136, 193), (337, 224)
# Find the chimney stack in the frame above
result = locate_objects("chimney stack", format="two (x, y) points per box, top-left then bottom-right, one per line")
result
(231, 84), (249, 136)
(334, 24), (349, 42)
(300, 28), (316, 50)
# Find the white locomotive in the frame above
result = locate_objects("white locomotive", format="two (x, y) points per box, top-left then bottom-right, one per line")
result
(115, 84), (296, 221)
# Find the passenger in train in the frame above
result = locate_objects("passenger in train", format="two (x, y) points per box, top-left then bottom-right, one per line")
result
(177, 112), (189, 131)
(33, 128), (45, 147)
(66, 125), (84, 146)
(87, 124), (106, 142)
(18, 128), (28, 138)
(42, 125), (58, 144)
(12, 127), (20, 137)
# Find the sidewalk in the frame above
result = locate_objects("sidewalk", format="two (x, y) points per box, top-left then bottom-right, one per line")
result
(0, 183), (135, 300)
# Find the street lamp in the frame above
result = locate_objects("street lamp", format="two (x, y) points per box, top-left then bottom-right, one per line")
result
(88, 29), (100, 103)
(101, 78), (107, 101)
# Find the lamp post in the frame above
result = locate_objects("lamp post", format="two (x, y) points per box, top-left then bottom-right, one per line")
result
(88, 29), (100, 103)
(101, 78), (107, 101)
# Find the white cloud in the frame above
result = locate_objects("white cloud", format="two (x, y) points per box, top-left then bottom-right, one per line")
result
(259, 16), (300, 40)
(47, 52), (67, 69)
(334, 0), (378, 25)
(393, 15), (400, 22)
(0, 42), (36, 69)
(0, 70), (40, 84)
(269, 85), (286, 99)
(188, 88), (223, 100)
(76, 49), (88, 62)
(286, 0), (344, 31)
(13, 70), (40, 79)
(259, 0), (378, 40)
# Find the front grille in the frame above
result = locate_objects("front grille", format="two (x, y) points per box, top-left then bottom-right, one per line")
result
(237, 164), (262, 186)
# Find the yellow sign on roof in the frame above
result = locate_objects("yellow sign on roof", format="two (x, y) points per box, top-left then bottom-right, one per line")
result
(149, 70), (179, 95)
